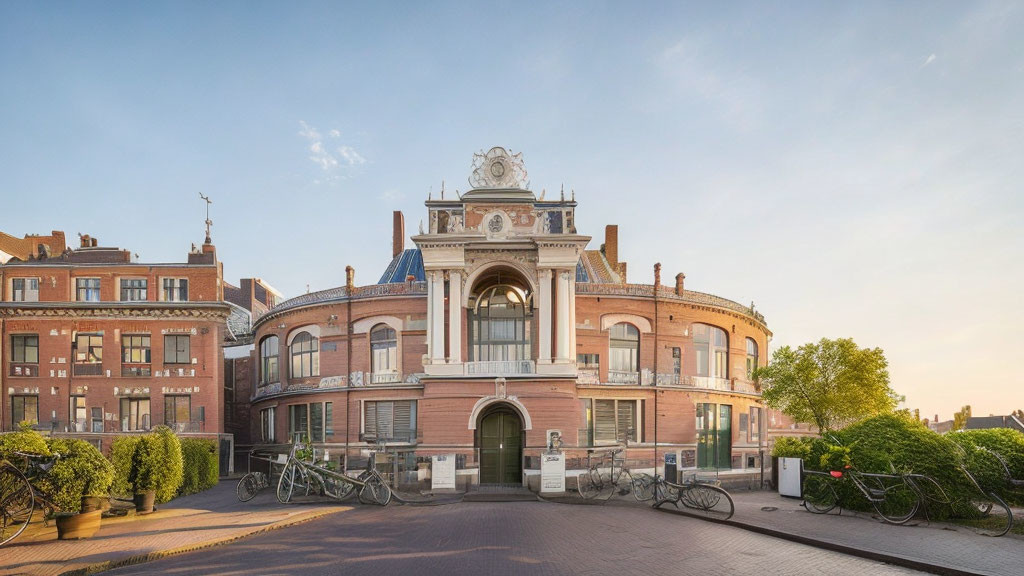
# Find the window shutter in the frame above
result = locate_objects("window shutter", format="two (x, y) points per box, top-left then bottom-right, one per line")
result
(595, 400), (616, 443)
(377, 401), (394, 439)
(394, 401), (412, 440)
(617, 400), (636, 441)
(364, 402), (377, 439)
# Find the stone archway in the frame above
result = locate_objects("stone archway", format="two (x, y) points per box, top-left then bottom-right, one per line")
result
(476, 402), (524, 486)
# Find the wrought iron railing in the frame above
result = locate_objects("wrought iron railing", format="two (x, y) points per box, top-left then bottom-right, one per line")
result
(121, 364), (152, 377)
(9, 363), (38, 377)
(465, 360), (535, 375)
(73, 363), (103, 376)
(687, 376), (732, 391)
(577, 367), (600, 384)
(369, 372), (403, 385)
(359, 428), (420, 444)
(607, 370), (639, 384)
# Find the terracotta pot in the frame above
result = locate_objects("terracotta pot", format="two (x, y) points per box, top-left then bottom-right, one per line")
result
(133, 490), (156, 514)
(56, 510), (102, 540)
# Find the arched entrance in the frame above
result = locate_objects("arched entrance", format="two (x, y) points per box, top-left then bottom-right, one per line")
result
(477, 404), (523, 485)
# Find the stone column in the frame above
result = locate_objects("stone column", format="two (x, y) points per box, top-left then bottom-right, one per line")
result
(448, 270), (462, 363)
(537, 269), (553, 364)
(426, 270), (434, 363)
(568, 272), (577, 363)
(555, 270), (571, 363)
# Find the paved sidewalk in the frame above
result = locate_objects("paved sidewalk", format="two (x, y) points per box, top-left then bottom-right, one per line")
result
(0, 482), (348, 576)
(660, 490), (1022, 576)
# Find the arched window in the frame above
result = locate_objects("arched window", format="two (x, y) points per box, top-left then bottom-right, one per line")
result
(469, 285), (532, 361)
(260, 336), (279, 384)
(371, 324), (398, 375)
(693, 323), (728, 379)
(745, 338), (758, 379)
(608, 323), (639, 383)
(290, 331), (319, 378)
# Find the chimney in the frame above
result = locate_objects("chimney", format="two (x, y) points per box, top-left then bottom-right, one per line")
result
(80, 234), (91, 248)
(91, 238), (98, 247)
(653, 263), (661, 289)
(345, 266), (355, 291)
(604, 225), (619, 267)
(393, 211), (405, 258)
(675, 273), (685, 296)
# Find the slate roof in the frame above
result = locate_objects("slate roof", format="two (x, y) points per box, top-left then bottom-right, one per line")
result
(378, 249), (425, 283)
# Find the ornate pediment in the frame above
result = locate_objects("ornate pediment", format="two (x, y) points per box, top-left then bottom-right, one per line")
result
(468, 147), (529, 190)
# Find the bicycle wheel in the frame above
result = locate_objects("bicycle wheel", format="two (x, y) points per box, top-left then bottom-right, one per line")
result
(653, 481), (680, 509)
(801, 473), (838, 514)
(1, 464), (34, 547)
(680, 484), (735, 520)
(276, 464), (296, 504)
(358, 475), (391, 506)
(236, 473), (259, 502)
(577, 472), (600, 499)
(632, 473), (656, 502)
(870, 479), (919, 525)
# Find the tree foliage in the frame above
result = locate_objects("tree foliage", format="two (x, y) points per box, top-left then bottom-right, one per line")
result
(756, 337), (899, 433)
(952, 405), (972, 431)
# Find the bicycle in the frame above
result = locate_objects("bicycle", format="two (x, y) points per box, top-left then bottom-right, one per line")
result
(236, 449), (282, 502)
(801, 465), (937, 525)
(276, 439), (391, 506)
(1, 451), (61, 547)
(648, 472), (735, 520)
(577, 447), (635, 499)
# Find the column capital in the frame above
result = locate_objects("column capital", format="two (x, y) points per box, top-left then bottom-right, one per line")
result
(538, 268), (554, 280)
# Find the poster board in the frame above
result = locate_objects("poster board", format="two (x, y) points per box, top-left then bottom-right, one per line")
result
(431, 454), (456, 491)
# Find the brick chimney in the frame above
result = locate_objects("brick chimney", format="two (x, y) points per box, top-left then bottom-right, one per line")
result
(345, 266), (355, 291)
(604, 225), (618, 267)
(393, 211), (405, 258)
(653, 263), (661, 288)
(675, 273), (685, 296)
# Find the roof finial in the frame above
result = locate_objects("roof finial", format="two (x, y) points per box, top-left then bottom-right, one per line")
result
(441, 180), (445, 200)
(199, 193), (213, 244)
(571, 188), (575, 201)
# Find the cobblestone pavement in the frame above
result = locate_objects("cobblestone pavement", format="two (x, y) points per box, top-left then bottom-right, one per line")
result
(106, 499), (925, 576)
(0, 482), (347, 576)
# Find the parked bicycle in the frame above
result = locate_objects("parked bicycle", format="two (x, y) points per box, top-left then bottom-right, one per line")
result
(1, 451), (61, 547)
(276, 439), (391, 506)
(236, 449), (283, 502)
(645, 472), (735, 520)
(802, 464), (946, 525)
(576, 430), (638, 500)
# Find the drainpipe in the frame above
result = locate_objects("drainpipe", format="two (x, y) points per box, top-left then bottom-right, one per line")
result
(652, 263), (660, 476)
(345, 267), (354, 471)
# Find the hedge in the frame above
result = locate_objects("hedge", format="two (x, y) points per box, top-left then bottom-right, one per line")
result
(109, 427), (184, 503)
(109, 435), (141, 496)
(179, 438), (219, 496)
(947, 428), (1024, 506)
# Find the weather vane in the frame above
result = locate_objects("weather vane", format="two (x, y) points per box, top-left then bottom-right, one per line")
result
(199, 193), (213, 244)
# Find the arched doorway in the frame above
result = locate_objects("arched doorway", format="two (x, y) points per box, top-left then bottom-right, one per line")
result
(477, 404), (523, 485)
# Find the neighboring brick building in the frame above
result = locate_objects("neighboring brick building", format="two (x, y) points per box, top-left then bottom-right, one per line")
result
(244, 148), (773, 489)
(0, 233), (231, 454)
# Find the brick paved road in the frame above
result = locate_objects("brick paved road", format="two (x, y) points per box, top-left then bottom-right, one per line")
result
(107, 500), (924, 576)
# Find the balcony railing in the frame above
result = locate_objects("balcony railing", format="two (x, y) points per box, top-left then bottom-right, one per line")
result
(359, 428), (420, 444)
(369, 372), (403, 385)
(465, 360), (535, 376)
(607, 370), (639, 385)
(121, 364), (152, 377)
(577, 367), (600, 384)
(9, 363), (38, 377)
(169, 421), (206, 433)
(687, 376), (732, 391)
(73, 363), (103, 376)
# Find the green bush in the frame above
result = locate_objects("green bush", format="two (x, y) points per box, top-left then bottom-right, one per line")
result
(0, 427), (51, 459)
(771, 437), (811, 459)
(948, 428), (1024, 506)
(179, 439), (219, 496)
(112, 427), (184, 503)
(109, 436), (141, 496)
(38, 438), (114, 513)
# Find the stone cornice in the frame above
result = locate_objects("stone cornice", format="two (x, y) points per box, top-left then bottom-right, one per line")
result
(0, 302), (231, 321)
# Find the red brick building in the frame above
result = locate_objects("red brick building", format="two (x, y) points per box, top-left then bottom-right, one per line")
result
(0, 233), (231, 454)
(245, 148), (772, 489)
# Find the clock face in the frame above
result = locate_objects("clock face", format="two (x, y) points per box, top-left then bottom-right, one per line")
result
(490, 160), (506, 179)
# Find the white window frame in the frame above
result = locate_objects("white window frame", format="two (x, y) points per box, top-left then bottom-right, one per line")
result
(581, 397), (643, 446)
(11, 277), (40, 302)
(119, 277), (148, 302)
(160, 277), (189, 302)
(75, 277), (101, 302)
(261, 406), (276, 443)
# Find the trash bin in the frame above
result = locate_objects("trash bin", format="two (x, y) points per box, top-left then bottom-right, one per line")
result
(665, 452), (678, 484)
(778, 457), (803, 497)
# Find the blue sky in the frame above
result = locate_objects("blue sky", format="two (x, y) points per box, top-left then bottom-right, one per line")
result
(2, 1), (1021, 421)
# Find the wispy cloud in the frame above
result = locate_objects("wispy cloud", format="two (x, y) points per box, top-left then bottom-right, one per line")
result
(297, 121), (366, 180)
(923, 53), (937, 67)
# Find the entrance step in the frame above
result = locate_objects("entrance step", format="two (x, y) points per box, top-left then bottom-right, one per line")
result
(464, 485), (538, 502)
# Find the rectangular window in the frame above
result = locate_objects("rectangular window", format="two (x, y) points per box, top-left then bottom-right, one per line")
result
(70, 395), (88, 431)
(261, 407), (276, 442)
(120, 278), (148, 301)
(12, 334), (39, 365)
(363, 400), (417, 442)
(76, 278), (101, 302)
(749, 407), (762, 443)
(12, 278), (39, 302)
(592, 399), (638, 444)
(164, 335), (190, 364)
(121, 335), (151, 376)
(164, 395), (192, 430)
(580, 398), (593, 446)
(162, 278), (189, 302)
(91, 407), (103, 433)
(12, 395), (39, 427)
(120, 397), (151, 431)
(73, 334), (103, 376)
(289, 404), (308, 442)
(672, 347), (681, 376)
(311, 402), (324, 443)
(577, 353), (600, 368)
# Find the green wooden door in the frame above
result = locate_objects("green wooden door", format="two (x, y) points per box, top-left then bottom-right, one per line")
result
(480, 410), (522, 485)
(697, 403), (716, 469)
(717, 404), (732, 469)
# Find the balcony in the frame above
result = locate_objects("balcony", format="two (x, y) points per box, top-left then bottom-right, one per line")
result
(73, 363), (103, 377)
(121, 364), (152, 377)
(9, 363), (38, 377)
(359, 428), (420, 444)
(577, 367), (600, 385)
(607, 370), (639, 385)
(687, 376), (732, 391)
(369, 372), (403, 385)
(170, 421), (205, 433)
(465, 360), (535, 376)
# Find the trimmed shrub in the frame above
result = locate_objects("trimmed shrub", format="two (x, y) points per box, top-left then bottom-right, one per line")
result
(154, 427), (184, 503)
(948, 428), (1024, 506)
(39, 438), (114, 513)
(771, 436), (829, 466)
(0, 427), (51, 459)
(179, 439), (219, 496)
(109, 436), (141, 496)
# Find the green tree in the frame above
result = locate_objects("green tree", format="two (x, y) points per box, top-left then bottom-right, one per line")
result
(755, 337), (899, 433)
(952, 405), (972, 430)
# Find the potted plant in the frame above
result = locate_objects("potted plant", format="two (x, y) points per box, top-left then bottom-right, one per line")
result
(112, 427), (184, 514)
(38, 438), (114, 539)
(128, 433), (162, 514)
